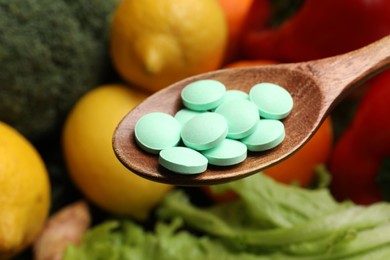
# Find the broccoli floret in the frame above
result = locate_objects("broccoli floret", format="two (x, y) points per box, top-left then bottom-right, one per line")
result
(0, 0), (120, 140)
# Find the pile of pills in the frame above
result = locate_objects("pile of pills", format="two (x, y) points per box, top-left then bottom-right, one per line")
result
(134, 79), (293, 174)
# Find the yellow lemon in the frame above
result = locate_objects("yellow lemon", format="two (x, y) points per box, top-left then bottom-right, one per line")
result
(0, 122), (50, 259)
(62, 85), (174, 220)
(110, 0), (228, 93)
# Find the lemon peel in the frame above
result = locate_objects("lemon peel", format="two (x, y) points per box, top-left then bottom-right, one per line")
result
(134, 34), (182, 75)
(62, 85), (174, 220)
(110, 0), (228, 93)
(0, 122), (50, 259)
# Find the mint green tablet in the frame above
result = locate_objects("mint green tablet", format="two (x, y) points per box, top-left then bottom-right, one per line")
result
(202, 139), (247, 166)
(134, 112), (181, 154)
(223, 89), (249, 102)
(174, 109), (203, 127)
(159, 147), (208, 174)
(211, 89), (249, 111)
(181, 112), (228, 151)
(241, 119), (285, 152)
(181, 79), (226, 111)
(249, 82), (293, 119)
(215, 99), (258, 139)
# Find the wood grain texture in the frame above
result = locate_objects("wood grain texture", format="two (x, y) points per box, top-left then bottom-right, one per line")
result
(113, 35), (390, 186)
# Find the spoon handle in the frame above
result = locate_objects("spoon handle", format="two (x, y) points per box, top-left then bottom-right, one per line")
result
(297, 34), (390, 109)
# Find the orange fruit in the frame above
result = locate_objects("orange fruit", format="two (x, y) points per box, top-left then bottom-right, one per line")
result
(223, 59), (277, 68)
(217, 0), (254, 62)
(264, 117), (333, 186)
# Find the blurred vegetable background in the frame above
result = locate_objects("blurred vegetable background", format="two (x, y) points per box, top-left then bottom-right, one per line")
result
(0, 0), (120, 141)
(1, 0), (390, 259)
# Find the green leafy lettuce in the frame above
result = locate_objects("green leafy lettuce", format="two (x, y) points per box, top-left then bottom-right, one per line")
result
(65, 173), (390, 259)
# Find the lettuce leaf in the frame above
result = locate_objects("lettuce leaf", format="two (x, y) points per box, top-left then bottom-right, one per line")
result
(65, 173), (390, 259)
(64, 218), (271, 260)
(158, 173), (390, 257)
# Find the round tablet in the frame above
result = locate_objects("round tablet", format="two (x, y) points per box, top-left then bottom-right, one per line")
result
(249, 82), (293, 119)
(134, 112), (181, 154)
(223, 90), (249, 103)
(202, 139), (247, 166)
(215, 99), (259, 139)
(159, 147), (208, 174)
(174, 109), (203, 127)
(181, 79), (226, 111)
(241, 119), (285, 152)
(181, 112), (228, 151)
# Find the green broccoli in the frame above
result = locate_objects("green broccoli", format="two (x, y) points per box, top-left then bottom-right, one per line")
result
(0, 0), (120, 140)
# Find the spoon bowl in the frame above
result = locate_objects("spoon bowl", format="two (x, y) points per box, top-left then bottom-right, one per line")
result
(113, 35), (390, 186)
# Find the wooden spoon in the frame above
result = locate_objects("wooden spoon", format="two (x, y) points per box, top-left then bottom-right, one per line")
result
(113, 35), (390, 186)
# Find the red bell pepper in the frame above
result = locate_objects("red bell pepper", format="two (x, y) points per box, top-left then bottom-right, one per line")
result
(328, 70), (390, 205)
(243, 0), (390, 62)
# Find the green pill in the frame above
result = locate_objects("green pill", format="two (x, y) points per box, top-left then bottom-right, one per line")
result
(211, 89), (249, 111)
(159, 147), (208, 174)
(181, 112), (228, 151)
(215, 99), (258, 139)
(202, 139), (247, 166)
(249, 82), (293, 119)
(223, 89), (249, 102)
(241, 119), (285, 152)
(174, 109), (203, 127)
(181, 79), (226, 111)
(134, 112), (181, 154)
